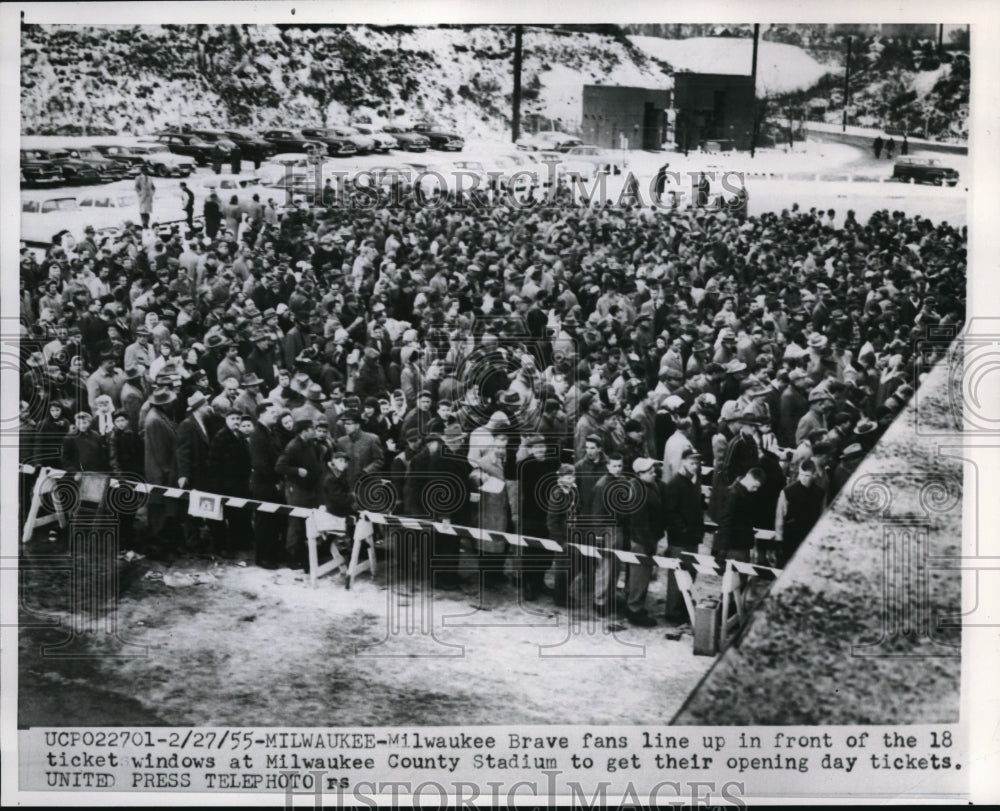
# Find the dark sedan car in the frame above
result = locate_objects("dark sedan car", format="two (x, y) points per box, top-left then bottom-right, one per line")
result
(62, 146), (130, 182)
(36, 148), (103, 185)
(892, 156), (959, 186)
(380, 126), (430, 152)
(184, 129), (240, 159)
(301, 128), (360, 157)
(20, 150), (64, 186)
(412, 124), (464, 151)
(260, 129), (327, 156)
(152, 131), (232, 165)
(223, 129), (276, 165)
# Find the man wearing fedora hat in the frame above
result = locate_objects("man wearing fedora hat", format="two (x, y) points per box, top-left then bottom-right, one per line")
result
(796, 389), (831, 446)
(276, 419), (324, 570)
(779, 368), (811, 448)
(216, 340), (246, 389)
(721, 406), (762, 489)
(244, 329), (278, 392)
(291, 381), (326, 426)
(233, 373), (265, 417)
(208, 410), (254, 555)
(177, 390), (218, 550)
(143, 388), (179, 549)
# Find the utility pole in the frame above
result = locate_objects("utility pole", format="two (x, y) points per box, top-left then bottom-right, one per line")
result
(842, 36), (852, 133)
(512, 25), (523, 143)
(938, 23), (944, 52)
(750, 23), (760, 158)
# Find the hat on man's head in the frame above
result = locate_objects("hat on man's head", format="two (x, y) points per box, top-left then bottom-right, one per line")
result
(149, 389), (177, 407)
(186, 391), (209, 412)
(304, 383), (325, 403)
(499, 391), (521, 408)
(680, 447), (702, 460)
(842, 442), (865, 459)
(293, 419), (315, 433)
(853, 418), (878, 436)
(807, 333), (829, 351)
(632, 457), (657, 474)
(487, 411), (510, 428)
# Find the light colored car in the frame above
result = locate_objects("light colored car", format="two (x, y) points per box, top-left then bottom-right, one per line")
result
(21, 194), (123, 245)
(129, 142), (197, 177)
(197, 173), (263, 192)
(563, 144), (627, 175)
(323, 126), (380, 154)
(515, 130), (584, 152)
(352, 125), (399, 152)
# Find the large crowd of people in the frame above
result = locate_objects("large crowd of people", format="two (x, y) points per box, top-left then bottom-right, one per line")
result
(18, 174), (966, 628)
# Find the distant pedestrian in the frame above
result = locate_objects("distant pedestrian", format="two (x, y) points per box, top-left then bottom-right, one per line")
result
(885, 137), (895, 159)
(134, 167), (155, 230)
(179, 182), (194, 229)
(901, 135), (909, 156)
(873, 136), (883, 159)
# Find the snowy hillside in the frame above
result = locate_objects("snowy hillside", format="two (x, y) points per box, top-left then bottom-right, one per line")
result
(21, 24), (673, 137)
(628, 36), (830, 95)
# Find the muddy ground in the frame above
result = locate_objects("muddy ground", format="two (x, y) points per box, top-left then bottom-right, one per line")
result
(19, 535), (718, 728)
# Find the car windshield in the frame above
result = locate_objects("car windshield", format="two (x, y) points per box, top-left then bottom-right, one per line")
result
(45, 150), (72, 159)
(40, 198), (79, 213)
(140, 144), (170, 154)
(22, 150), (47, 161)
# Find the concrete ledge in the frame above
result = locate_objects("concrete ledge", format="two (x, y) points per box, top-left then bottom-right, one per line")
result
(673, 357), (961, 725)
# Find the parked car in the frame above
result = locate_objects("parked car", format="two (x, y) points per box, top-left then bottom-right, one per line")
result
(260, 129), (327, 156)
(222, 129), (276, 165)
(356, 165), (417, 195)
(61, 146), (131, 182)
(152, 131), (232, 165)
(35, 148), (102, 185)
(21, 194), (119, 247)
(892, 156), (960, 186)
(97, 143), (196, 177)
(20, 149), (64, 187)
(563, 144), (626, 175)
(380, 126), (431, 152)
(351, 125), (399, 153)
(184, 128), (241, 159)
(319, 125), (380, 154)
(300, 127), (360, 157)
(516, 131), (584, 152)
(411, 123), (464, 151)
